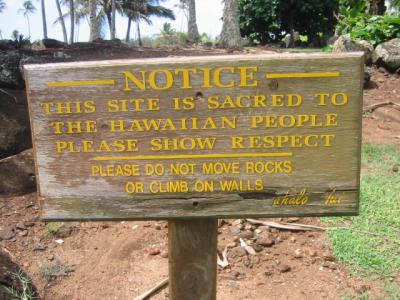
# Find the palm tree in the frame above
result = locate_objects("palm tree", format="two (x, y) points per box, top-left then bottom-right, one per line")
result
(69, 0), (75, 43)
(0, 0), (6, 13)
(89, 0), (101, 41)
(98, 0), (123, 39)
(111, 0), (116, 39)
(186, 0), (199, 43)
(122, 0), (175, 45)
(55, 0), (68, 43)
(19, 1), (36, 38)
(40, 0), (48, 38)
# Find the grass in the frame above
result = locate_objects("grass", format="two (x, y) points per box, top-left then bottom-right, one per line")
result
(45, 222), (64, 235)
(40, 260), (74, 282)
(3, 269), (37, 300)
(323, 144), (400, 290)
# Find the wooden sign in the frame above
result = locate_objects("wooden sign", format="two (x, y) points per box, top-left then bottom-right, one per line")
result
(24, 53), (363, 220)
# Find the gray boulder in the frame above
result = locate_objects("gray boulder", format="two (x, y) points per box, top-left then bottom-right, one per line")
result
(0, 149), (36, 196)
(372, 38), (400, 72)
(0, 89), (32, 158)
(42, 38), (66, 49)
(0, 51), (24, 88)
(332, 36), (374, 65)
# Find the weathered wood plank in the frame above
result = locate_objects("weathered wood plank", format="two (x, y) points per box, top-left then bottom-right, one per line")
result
(168, 219), (217, 300)
(24, 53), (364, 220)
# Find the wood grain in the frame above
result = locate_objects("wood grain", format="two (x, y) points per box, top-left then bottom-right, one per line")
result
(24, 53), (364, 220)
(168, 219), (217, 300)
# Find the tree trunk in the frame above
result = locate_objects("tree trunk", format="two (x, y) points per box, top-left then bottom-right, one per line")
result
(126, 17), (132, 42)
(187, 0), (199, 43)
(41, 0), (48, 39)
(111, 0), (116, 39)
(220, 0), (242, 48)
(69, 0), (74, 44)
(369, 0), (386, 15)
(136, 21), (142, 46)
(89, 0), (100, 41)
(106, 12), (112, 39)
(55, 0), (68, 43)
(26, 17), (31, 38)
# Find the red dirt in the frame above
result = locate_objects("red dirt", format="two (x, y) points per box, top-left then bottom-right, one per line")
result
(1, 47), (399, 299)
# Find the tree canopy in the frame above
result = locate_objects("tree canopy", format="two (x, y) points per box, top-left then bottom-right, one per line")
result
(238, 0), (339, 45)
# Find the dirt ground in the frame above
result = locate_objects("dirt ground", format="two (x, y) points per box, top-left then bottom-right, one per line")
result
(1, 46), (399, 300)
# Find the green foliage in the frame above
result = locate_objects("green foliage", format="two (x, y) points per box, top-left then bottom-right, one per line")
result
(11, 31), (31, 48)
(238, 0), (339, 45)
(324, 144), (400, 280)
(336, 12), (400, 46)
(322, 44), (333, 52)
(335, 0), (400, 46)
(45, 222), (64, 235)
(238, 0), (281, 44)
(200, 33), (217, 47)
(3, 269), (37, 300)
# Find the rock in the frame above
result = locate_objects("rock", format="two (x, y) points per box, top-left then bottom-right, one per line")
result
(257, 238), (275, 247)
(392, 164), (400, 172)
(264, 269), (273, 276)
(278, 264), (291, 273)
(323, 253), (336, 261)
(294, 248), (303, 258)
(55, 226), (73, 238)
(243, 259), (252, 268)
(231, 219), (242, 226)
(252, 244), (264, 252)
(226, 241), (237, 248)
(19, 230), (28, 237)
(160, 251), (168, 258)
(0, 40), (18, 51)
(54, 51), (72, 59)
(0, 51), (24, 88)
(229, 226), (241, 236)
(378, 66), (387, 73)
(0, 149), (36, 196)
(364, 68), (371, 88)
(373, 38), (400, 71)
(16, 223), (26, 230)
(239, 231), (254, 239)
(332, 36), (373, 65)
(275, 235), (285, 243)
(0, 226), (16, 240)
(372, 106), (400, 123)
(31, 41), (46, 51)
(24, 221), (35, 227)
(148, 248), (161, 255)
(47, 254), (55, 261)
(41, 38), (66, 49)
(230, 270), (241, 278)
(232, 246), (247, 257)
(0, 86), (32, 159)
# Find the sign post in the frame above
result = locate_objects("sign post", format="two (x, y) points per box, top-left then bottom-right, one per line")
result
(24, 53), (363, 299)
(169, 219), (217, 299)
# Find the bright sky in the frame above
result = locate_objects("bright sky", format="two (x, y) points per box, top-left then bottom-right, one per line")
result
(0, 0), (223, 41)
